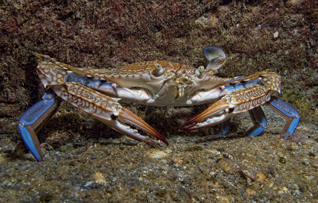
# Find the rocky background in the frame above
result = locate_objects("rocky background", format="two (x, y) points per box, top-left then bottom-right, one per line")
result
(0, 0), (318, 202)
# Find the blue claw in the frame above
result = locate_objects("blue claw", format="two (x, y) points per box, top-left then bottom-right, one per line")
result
(266, 97), (300, 139)
(18, 93), (59, 162)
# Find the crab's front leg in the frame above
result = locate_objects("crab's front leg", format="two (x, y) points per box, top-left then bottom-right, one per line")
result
(180, 86), (300, 138)
(18, 92), (60, 162)
(55, 82), (168, 145)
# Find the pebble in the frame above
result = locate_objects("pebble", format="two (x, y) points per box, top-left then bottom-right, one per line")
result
(313, 158), (318, 168)
(256, 173), (266, 183)
(94, 172), (106, 185)
(278, 186), (288, 194)
(216, 195), (231, 203)
(246, 188), (256, 195)
(285, 0), (304, 7)
(83, 181), (94, 188)
(147, 149), (168, 159)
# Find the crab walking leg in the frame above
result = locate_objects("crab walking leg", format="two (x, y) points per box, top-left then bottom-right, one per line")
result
(266, 97), (300, 139)
(18, 93), (60, 162)
(246, 106), (267, 137)
(212, 120), (230, 137)
(55, 82), (168, 145)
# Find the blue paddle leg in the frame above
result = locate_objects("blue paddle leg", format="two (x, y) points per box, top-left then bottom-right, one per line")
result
(266, 97), (300, 139)
(18, 93), (60, 162)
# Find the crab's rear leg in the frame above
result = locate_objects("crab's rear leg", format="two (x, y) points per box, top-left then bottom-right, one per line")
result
(266, 97), (300, 139)
(247, 97), (300, 138)
(18, 92), (60, 162)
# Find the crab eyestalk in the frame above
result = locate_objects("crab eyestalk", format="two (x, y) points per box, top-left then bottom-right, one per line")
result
(152, 63), (165, 77)
(195, 66), (205, 79)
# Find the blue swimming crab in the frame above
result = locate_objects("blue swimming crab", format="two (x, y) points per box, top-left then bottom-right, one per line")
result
(18, 46), (300, 161)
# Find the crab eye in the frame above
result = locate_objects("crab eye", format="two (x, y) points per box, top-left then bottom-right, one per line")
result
(195, 66), (204, 75)
(152, 64), (165, 77)
(195, 66), (205, 78)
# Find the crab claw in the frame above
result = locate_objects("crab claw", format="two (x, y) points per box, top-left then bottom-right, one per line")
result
(91, 106), (168, 145)
(180, 84), (272, 132)
(59, 83), (168, 146)
(179, 97), (234, 132)
(116, 107), (168, 145)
